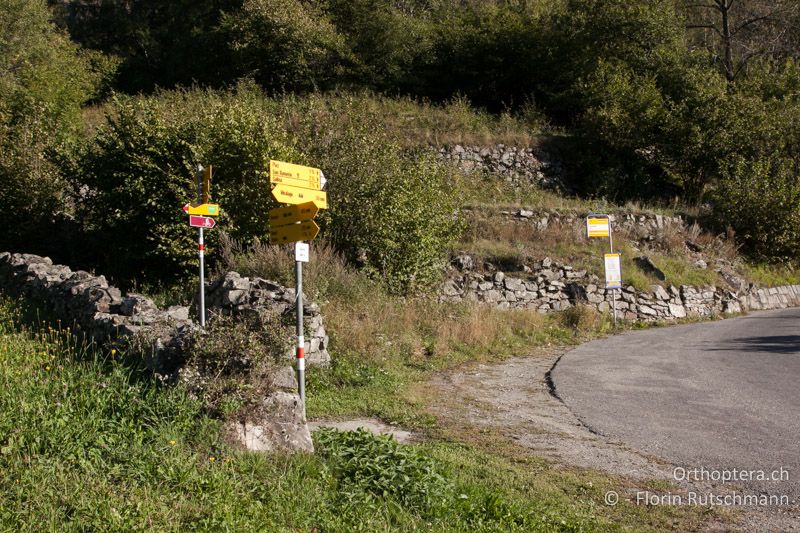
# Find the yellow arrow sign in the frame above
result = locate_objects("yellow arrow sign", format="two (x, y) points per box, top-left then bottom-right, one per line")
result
(269, 220), (320, 245)
(184, 203), (220, 216)
(270, 160), (322, 191)
(269, 202), (319, 227)
(271, 184), (327, 209)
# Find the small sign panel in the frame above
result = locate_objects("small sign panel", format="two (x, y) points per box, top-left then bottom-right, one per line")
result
(295, 242), (310, 263)
(587, 216), (610, 238)
(269, 202), (319, 227)
(270, 160), (322, 191)
(183, 203), (220, 216)
(271, 184), (327, 209)
(189, 215), (216, 229)
(269, 220), (320, 245)
(604, 253), (622, 289)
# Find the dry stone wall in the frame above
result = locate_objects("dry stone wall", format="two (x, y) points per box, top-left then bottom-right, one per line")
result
(441, 254), (800, 320)
(489, 207), (686, 235)
(0, 252), (326, 453)
(437, 144), (565, 190)
(206, 271), (330, 366)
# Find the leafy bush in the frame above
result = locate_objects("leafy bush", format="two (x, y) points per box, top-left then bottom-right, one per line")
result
(65, 88), (298, 284)
(219, 0), (352, 92)
(281, 95), (463, 294)
(0, 0), (106, 253)
(714, 155), (800, 262)
(314, 428), (452, 517)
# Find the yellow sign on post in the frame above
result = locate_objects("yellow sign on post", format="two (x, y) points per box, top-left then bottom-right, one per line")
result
(270, 160), (322, 191)
(604, 253), (622, 289)
(271, 184), (327, 209)
(586, 216), (610, 238)
(269, 220), (320, 244)
(184, 203), (220, 216)
(269, 202), (319, 227)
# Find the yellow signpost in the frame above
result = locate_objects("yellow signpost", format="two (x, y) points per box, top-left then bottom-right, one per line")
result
(586, 216), (610, 238)
(271, 184), (327, 208)
(185, 203), (220, 216)
(269, 159), (328, 413)
(270, 160), (322, 190)
(269, 220), (320, 244)
(269, 202), (319, 227)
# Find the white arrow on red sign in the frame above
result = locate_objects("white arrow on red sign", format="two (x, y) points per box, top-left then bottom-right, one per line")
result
(189, 215), (216, 229)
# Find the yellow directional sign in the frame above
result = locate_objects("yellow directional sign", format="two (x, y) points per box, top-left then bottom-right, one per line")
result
(184, 203), (220, 216)
(270, 160), (322, 191)
(269, 202), (319, 227)
(269, 220), (320, 244)
(272, 184), (327, 209)
(586, 216), (610, 238)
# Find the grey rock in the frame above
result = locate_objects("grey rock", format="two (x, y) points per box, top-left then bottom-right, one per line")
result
(230, 391), (312, 453)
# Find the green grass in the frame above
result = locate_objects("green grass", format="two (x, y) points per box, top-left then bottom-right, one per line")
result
(0, 290), (724, 531)
(0, 295), (719, 531)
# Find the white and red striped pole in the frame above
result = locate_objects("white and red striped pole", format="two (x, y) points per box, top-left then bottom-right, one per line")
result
(295, 243), (305, 413)
(196, 165), (207, 328)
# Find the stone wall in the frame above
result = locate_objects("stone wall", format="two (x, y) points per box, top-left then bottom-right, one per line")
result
(437, 144), (565, 190)
(0, 252), (325, 453)
(489, 207), (686, 235)
(441, 254), (800, 321)
(206, 271), (330, 366)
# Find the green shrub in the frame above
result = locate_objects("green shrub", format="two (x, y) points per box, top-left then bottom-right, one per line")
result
(66, 87), (298, 284)
(314, 428), (452, 517)
(0, 0), (106, 253)
(714, 155), (800, 262)
(219, 0), (352, 92)
(281, 95), (463, 294)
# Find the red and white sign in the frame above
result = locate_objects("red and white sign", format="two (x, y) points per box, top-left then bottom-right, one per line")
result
(189, 215), (216, 229)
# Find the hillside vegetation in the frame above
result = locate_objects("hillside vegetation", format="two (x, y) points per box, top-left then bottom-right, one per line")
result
(1, 1), (798, 529)
(0, 0), (799, 287)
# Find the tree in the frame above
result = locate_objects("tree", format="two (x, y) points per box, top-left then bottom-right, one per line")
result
(681, 0), (800, 82)
(0, 0), (104, 254)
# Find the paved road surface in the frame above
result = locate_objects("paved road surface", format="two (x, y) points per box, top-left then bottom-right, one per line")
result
(552, 308), (800, 503)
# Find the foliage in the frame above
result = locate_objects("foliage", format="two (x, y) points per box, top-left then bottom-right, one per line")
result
(219, 0), (352, 92)
(315, 428), (452, 516)
(181, 311), (290, 417)
(280, 94), (463, 294)
(0, 0), (106, 253)
(64, 88), (298, 284)
(714, 155), (800, 262)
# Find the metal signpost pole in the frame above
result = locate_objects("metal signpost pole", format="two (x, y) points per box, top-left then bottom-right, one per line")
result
(295, 244), (305, 413)
(609, 216), (617, 326)
(196, 165), (206, 328)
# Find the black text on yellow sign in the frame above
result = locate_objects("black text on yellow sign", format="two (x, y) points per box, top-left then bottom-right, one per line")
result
(271, 184), (327, 209)
(269, 160), (322, 191)
(269, 220), (320, 245)
(269, 202), (319, 227)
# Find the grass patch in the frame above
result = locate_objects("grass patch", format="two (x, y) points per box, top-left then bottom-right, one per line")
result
(0, 294), (718, 530)
(741, 263), (800, 287)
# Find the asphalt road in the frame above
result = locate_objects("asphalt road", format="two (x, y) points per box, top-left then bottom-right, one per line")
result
(552, 308), (800, 503)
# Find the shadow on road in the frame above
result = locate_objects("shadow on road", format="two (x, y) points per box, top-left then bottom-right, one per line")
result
(710, 335), (800, 354)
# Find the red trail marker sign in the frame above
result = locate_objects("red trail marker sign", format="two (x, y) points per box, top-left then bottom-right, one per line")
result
(189, 215), (216, 229)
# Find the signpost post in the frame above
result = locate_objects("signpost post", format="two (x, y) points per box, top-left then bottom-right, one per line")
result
(268, 160), (327, 412)
(184, 165), (218, 329)
(587, 214), (619, 325)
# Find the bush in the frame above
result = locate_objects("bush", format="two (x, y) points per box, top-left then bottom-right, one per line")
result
(714, 155), (800, 262)
(219, 0), (352, 92)
(280, 94), (463, 294)
(66, 87), (298, 284)
(0, 0), (106, 253)
(314, 428), (452, 517)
